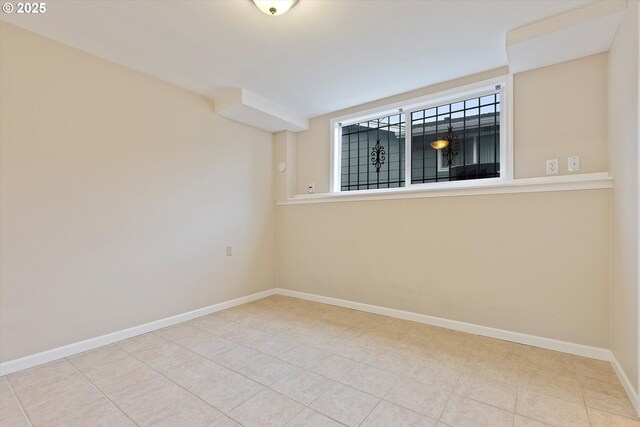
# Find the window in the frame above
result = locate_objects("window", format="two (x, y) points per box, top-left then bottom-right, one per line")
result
(340, 112), (405, 191)
(331, 79), (509, 193)
(411, 93), (500, 184)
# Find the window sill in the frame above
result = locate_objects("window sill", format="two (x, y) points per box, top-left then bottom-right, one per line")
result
(276, 173), (612, 205)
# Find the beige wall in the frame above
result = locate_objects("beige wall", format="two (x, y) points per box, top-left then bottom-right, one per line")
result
(0, 23), (275, 362)
(273, 131), (297, 202)
(295, 55), (609, 195)
(276, 190), (610, 347)
(609, 0), (639, 393)
(514, 53), (609, 178)
(279, 42), (613, 348)
(0, 9), (623, 369)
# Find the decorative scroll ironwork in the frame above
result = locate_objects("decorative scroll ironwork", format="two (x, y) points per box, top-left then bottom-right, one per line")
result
(411, 93), (500, 184)
(440, 124), (461, 167)
(370, 139), (386, 172)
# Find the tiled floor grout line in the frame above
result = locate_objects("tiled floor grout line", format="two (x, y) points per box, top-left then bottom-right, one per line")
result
(185, 312), (534, 423)
(515, 353), (523, 426)
(305, 405), (350, 427)
(436, 371), (460, 424)
(3, 369), (71, 398)
(114, 340), (247, 423)
(180, 332), (352, 406)
(10, 297), (636, 426)
(66, 358), (140, 427)
(246, 326), (463, 425)
(134, 330), (341, 425)
(185, 319), (373, 388)
(143, 331), (297, 412)
(386, 343), (521, 421)
(512, 385), (518, 427)
(192, 310), (604, 422)
(518, 354), (628, 425)
(356, 398), (383, 427)
(377, 343), (545, 420)
(277, 404), (307, 427)
(147, 304), (638, 424)
(6, 377), (34, 427)
(592, 406), (640, 421)
(518, 348), (590, 424)
(151, 327), (386, 426)
(575, 358), (595, 427)
(448, 380), (519, 413)
(238, 325), (446, 388)
(287, 380), (350, 426)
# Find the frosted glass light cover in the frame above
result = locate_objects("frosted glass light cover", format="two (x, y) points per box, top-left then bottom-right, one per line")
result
(252, 0), (299, 16)
(431, 139), (449, 150)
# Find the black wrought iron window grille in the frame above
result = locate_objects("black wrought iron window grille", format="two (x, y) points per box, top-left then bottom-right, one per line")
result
(339, 92), (501, 192)
(340, 113), (405, 191)
(411, 93), (500, 184)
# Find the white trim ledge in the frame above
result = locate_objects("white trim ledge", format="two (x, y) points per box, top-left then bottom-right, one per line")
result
(277, 173), (612, 205)
(0, 289), (277, 376)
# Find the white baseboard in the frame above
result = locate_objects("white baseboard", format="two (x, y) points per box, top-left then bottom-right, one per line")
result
(3, 285), (638, 418)
(610, 352), (640, 416)
(275, 288), (611, 360)
(276, 288), (640, 417)
(0, 289), (277, 376)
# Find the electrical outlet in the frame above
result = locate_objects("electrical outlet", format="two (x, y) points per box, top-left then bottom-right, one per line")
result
(308, 183), (315, 194)
(226, 246), (232, 256)
(568, 156), (580, 172)
(546, 159), (559, 175)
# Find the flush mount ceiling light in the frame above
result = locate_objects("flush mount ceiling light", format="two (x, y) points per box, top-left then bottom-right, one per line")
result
(430, 139), (449, 150)
(252, 0), (299, 16)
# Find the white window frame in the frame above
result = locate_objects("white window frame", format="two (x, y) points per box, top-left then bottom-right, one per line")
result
(329, 75), (513, 193)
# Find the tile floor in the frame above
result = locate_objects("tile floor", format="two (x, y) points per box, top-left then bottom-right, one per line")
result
(1, 295), (639, 427)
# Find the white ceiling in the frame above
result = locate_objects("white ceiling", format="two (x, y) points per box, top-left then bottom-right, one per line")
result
(1, 0), (593, 119)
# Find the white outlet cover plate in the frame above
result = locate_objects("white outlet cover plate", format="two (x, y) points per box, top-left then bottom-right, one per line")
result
(568, 156), (580, 172)
(546, 159), (559, 174)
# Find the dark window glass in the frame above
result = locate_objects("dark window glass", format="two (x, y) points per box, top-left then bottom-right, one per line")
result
(340, 113), (405, 191)
(411, 94), (500, 184)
